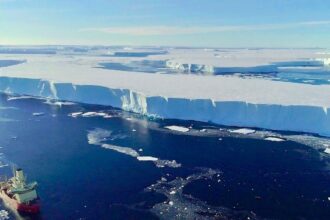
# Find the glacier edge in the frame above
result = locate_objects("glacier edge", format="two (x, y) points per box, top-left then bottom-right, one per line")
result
(0, 76), (329, 137)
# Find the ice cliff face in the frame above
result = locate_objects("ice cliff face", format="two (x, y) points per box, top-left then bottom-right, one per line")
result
(1, 76), (329, 137)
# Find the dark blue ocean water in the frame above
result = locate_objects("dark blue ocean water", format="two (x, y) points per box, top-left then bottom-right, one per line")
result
(0, 93), (329, 220)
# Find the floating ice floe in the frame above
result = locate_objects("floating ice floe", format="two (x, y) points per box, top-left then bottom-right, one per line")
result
(0, 210), (9, 220)
(229, 128), (256, 135)
(0, 117), (16, 122)
(102, 143), (139, 157)
(165, 125), (190, 132)
(69, 112), (83, 117)
(0, 106), (17, 110)
(0, 163), (8, 168)
(137, 156), (158, 161)
(154, 159), (181, 168)
(7, 95), (37, 101)
(68, 111), (113, 118)
(32, 112), (45, 116)
(324, 148), (330, 154)
(264, 136), (285, 142)
(44, 100), (76, 106)
(82, 112), (104, 117)
(87, 128), (112, 145)
(87, 128), (181, 168)
(144, 168), (252, 219)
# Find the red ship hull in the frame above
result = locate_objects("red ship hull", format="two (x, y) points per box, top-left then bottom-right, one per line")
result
(0, 190), (40, 214)
(17, 202), (40, 214)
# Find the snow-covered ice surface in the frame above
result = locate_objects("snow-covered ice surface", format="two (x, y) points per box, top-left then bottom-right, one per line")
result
(1, 46), (330, 136)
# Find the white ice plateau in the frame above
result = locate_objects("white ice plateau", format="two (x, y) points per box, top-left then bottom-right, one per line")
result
(1, 46), (330, 136)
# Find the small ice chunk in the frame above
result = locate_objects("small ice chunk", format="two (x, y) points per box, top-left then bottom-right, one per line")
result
(324, 148), (330, 154)
(69, 112), (83, 117)
(45, 100), (76, 106)
(82, 112), (97, 117)
(103, 115), (113, 118)
(169, 201), (174, 206)
(137, 156), (158, 161)
(7, 95), (34, 101)
(264, 137), (285, 142)
(82, 112), (108, 117)
(0, 209), (9, 219)
(154, 159), (181, 168)
(170, 190), (176, 195)
(32, 112), (44, 116)
(165, 125), (190, 132)
(229, 128), (256, 135)
(101, 144), (139, 157)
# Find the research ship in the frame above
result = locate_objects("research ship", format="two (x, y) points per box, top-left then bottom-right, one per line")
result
(0, 168), (40, 214)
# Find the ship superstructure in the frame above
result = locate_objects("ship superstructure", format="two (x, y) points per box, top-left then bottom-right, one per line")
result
(0, 168), (40, 214)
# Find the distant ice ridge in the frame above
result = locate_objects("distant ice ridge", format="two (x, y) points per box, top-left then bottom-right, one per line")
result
(1, 76), (330, 137)
(165, 59), (328, 74)
(166, 60), (216, 74)
(166, 60), (277, 74)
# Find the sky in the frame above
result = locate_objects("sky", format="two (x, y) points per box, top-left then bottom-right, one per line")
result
(1, 0), (330, 47)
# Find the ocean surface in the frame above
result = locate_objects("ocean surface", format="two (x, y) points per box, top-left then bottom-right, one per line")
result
(0, 93), (329, 220)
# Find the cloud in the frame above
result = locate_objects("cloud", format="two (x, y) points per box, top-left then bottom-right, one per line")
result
(80, 20), (330, 36)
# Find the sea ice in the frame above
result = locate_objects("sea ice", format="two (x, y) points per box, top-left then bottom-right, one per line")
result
(137, 156), (158, 161)
(264, 137), (285, 142)
(87, 128), (181, 168)
(165, 125), (190, 132)
(324, 148), (330, 154)
(32, 112), (45, 116)
(229, 128), (256, 135)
